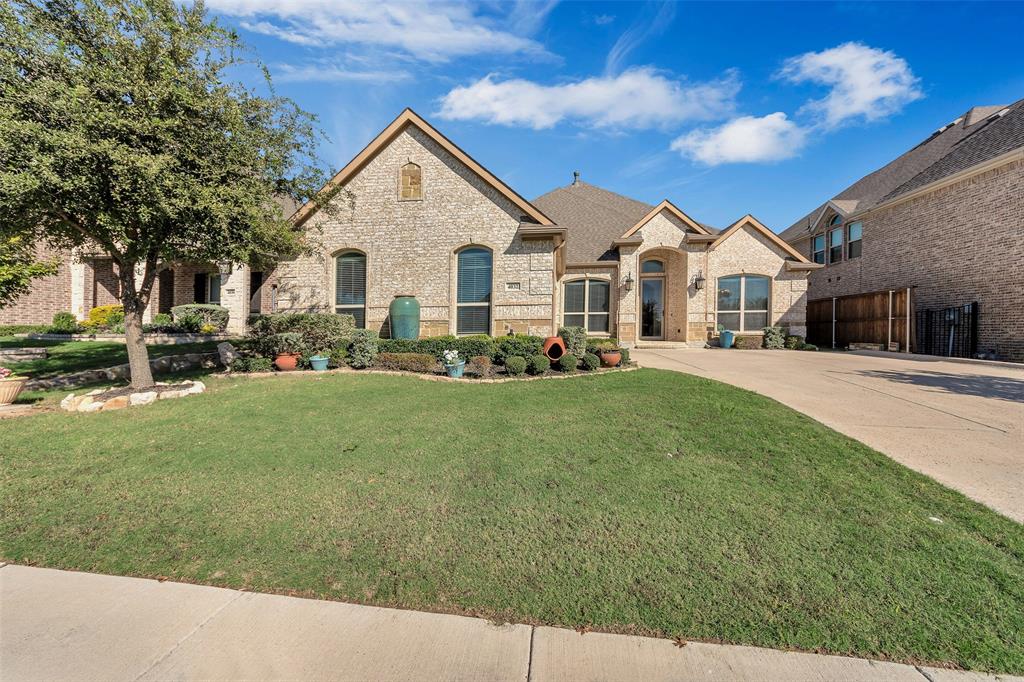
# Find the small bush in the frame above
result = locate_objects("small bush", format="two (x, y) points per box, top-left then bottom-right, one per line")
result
(49, 311), (79, 333)
(619, 348), (630, 365)
(152, 313), (173, 326)
(247, 313), (356, 357)
(348, 329), (379, 368)
(585, 337), (618, 355)
(466, 355), (492, 377)
(328, 343), (349, 368)
(581, 352), (600, 371)
(377, 335), (498, 362)
(83, 304), (124, 331)
(230, 356), (274, 373)
(558, 326), (587, 358)
(199, 323), (218, 334)
(376, 352), (438, 373)
(496, 334), (544, 364)
(785, 335), (804, 350)
(734, 335), (763, 350)
(505, 356), (527, 376)
(274, 332), (306, 355)
(0, 324), (48, 336)
(527, 354), (550, 375)
(762, 326), (785, 350)
(171, 304), (229, 332)
(378, 338), (418, 354)
(558, 353), (578, 373)
(801, 343), (818, 351)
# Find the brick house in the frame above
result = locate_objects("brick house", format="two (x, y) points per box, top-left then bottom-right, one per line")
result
(780, 99), (1024, 362)
(2, 109), (820, 345)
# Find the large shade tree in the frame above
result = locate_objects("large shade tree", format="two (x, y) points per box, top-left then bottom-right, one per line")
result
(0, 236), (58, 308)
(0, 0), (329, 387)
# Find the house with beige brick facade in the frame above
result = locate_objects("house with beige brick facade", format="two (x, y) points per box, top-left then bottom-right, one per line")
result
(780, 99), (1024, 362)
(2, 109), (820, 346)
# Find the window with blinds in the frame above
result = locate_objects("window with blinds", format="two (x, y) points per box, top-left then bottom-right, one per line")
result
(716, 274), (769, 332)
(562, 279), (610, 333)
(456, 247), (491, 335)
(335, 252), (366, 328)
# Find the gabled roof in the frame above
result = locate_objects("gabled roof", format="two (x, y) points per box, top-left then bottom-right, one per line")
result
(291, 108), (554, 228)
(619, 200), (712, 239)
(779, 98), (1024, 244)
(712, 215), (809, 263)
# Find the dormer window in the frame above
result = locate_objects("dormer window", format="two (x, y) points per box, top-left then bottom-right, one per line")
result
(400, 162), (422, 200)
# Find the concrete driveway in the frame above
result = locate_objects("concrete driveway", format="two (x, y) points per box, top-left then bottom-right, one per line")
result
(632, 348), (1024, 523)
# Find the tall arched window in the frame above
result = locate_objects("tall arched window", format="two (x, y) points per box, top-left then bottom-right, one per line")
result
(456, 247), (492, 335)
(717, 274), (769, 332)
(400, 162), (422, 200)
(335, 251), (366, 328)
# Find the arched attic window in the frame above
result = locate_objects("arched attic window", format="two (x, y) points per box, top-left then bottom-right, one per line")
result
(400, 162), (422, 200)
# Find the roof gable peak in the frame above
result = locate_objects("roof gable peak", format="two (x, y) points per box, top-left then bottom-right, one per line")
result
(619, 199), (711, 239)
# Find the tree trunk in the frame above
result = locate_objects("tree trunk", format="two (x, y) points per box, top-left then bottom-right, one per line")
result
(118, 259), (158, 389)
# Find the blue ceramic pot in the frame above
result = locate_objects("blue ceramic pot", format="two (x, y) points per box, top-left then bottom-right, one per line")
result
(444, 360), (466, 379)
(309, 355), (330, 371)
(720, 330), (735, 349)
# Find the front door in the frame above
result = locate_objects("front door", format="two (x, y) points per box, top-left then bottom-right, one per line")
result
(640, 278), (664, 339)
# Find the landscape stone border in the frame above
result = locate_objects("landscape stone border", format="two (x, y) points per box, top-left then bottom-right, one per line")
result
(60, 381), (206, 413)
(26, 352), (220, 391)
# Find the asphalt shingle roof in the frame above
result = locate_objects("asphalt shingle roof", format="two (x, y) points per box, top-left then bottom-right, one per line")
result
(779, 98), (1024, 245)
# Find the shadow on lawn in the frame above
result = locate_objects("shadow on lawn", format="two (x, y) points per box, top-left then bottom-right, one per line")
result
(856, 369), (1024, 403)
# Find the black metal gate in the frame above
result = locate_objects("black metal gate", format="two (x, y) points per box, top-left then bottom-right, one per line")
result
(915, 302), (978, 358)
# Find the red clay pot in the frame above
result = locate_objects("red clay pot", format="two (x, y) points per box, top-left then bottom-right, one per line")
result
(542, 336), (566, 361)
(274, 352), (301, 371)
(600, 350), (622, 367)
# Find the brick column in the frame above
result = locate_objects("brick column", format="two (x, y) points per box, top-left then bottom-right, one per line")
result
(616, 245), (639, 346)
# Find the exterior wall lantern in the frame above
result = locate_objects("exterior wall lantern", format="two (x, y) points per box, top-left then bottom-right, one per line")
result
(623, 272), (634, 292)
(694, 270), (706, 291)
(217, 260), (233, 276)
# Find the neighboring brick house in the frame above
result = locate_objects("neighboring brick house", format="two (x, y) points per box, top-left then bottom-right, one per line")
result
(2, 109), (820, 345)
(779, 99), (1024, 362)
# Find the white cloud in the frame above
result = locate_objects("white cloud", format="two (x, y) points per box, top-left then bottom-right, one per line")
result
(670, 113), (807, 165)
(206, 0), (552, 62)
(593, 14), (615, 26)
(438, 68), (740, 130)
(605, 1), (675, 74)
(272, 61), (412, 83)
(779, 42), (923, 129)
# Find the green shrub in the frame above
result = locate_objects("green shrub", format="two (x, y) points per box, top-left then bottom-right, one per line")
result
(327, 343), (349, 368)
(466, 355), (492, 377)
(558, 326), (586, 358)
(274, 332), (306, 355)
(376, 335), (498, 362)
(581, 352), (600, 371)
(496, 334), (544, 364)
(0, 324), (48, 336)
(171, 303), (229, 332)
(376, 352), (438, 373)
(619, 348), (630, 365)
(152, 313), (173, 326)
(504, 356), (527, 376)
(762, 326), (785, 350)
(378, 338), (418, 354)
(527, 354), (550, 375)
(801, 343), (818, 351)
(453, 334), (497, 361)
(49, 311), (79, 333)
(585, 337), (618, 355)
(558, 353), (578, 373)
(248, 313), (356, 357)
(84, 304), (123, 330)
(734, 335), (762, 350)
(230, 356), (274, 373)
(348, 329), (379, 368)
(785, 335), (804, 350)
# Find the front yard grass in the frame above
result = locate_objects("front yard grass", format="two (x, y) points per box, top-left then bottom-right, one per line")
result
(0, 337), (223, 380)
(2, 369), (1021, 673)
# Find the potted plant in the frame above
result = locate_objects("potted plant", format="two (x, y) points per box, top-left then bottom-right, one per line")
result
(442, 349), (465, 378)
(0, 366), (28, 406)
(308, 348), (330, 371)
(599, 347), (622, 367)
(273, 332), (306, 371)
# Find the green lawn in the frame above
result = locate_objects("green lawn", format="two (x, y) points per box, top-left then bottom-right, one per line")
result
(2, 370), (1022, 673)
(1, 337), (223, 380)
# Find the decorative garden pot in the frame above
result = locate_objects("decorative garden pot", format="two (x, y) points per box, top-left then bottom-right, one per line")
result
(309, 355), (330, 371)
(444, 360), (466, 379)
(542, 336), (566, 362)
(274, 352), (301, 371)
(389, 295), (420, 340)
(720, 330), (735, 349)
(0, 378), (27, 406)
(600, 350), (622, 368)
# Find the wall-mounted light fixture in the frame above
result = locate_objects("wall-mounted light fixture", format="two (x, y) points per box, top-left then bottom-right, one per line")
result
(623, 272), (634, 292)
(217, 260), (233, 276)
(694, 270), (706, 291)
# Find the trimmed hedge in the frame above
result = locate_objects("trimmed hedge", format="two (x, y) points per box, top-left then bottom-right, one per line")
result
(376, 352), (438, 373)
(248, 313), (356, 357)
(585, 337), (619, 355)
(527, 354), (550, 375)
(505, 356), (527, 376)
(558, 353), (578, 373)
(495, 334), (544, 364)
(230, 356), (274, 373)
(734, 335), (763, 350)
(581, 352), (600, 371)
(348, 329), (379, 368)
(171, 304), (229, 332)
(558, 326), (586, 358)
(785, 335), (804, 350)
(466, 355), (492, 377)
(378, 335), (498, 362)
(49, 311), (79, 334)
(1, 324), (48, 336)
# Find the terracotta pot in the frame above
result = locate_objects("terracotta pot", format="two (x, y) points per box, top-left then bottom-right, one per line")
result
(600, 350), (622, 367)
(0, 378), (27, 406)
(274, 352), (301, 371)
(542, 336), (566, 361)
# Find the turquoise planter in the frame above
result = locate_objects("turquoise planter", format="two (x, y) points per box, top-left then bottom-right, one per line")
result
(444, 360), (466, 379)
(389, 295), (420, 340)
(309, 355), (330, 371)
(720, 330), (735, 349)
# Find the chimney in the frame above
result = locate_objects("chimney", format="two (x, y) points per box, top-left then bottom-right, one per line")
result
(572, 170), (580, 185)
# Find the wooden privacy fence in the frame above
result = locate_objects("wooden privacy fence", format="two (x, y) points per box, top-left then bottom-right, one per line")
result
(807, 289), (913, 352)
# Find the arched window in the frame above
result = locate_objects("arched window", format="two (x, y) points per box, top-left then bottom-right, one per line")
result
(400, 162), (422, 200)
(456, 247), (491, 335)
(641, 259), (665, 273)
(563, 279), (610, 333)
(717, 274), (770, 332)
(335, 251), (366, 328)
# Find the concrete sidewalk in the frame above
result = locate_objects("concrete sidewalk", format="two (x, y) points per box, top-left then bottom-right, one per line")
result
(2, 565), (1018, 681)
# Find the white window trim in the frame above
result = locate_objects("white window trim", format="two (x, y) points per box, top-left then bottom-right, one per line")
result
(561, 277), (612, 335)
(716, 274), (771, 333)
(454, 246), (493, 336)
(205, 273), (221, 305)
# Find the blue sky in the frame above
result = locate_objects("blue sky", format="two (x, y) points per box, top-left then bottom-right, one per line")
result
(208, 1), (1024, 232)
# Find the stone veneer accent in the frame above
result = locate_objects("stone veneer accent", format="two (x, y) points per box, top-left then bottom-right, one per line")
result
(790, 158), (1023, 361)
(266, 126), (557, 338)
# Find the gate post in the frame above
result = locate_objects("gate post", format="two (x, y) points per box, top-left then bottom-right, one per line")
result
(831, 297), (836, 349)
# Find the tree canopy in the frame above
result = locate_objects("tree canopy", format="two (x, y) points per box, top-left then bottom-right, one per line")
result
(0, 236), (59, 308)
